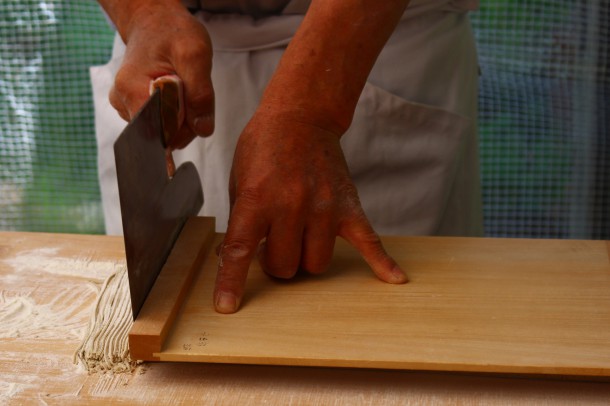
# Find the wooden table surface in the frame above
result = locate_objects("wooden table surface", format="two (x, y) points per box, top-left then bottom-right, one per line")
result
(1, 230), (610, 405)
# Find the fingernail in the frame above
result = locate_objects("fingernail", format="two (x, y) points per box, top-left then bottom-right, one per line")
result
(215, 291), (238, 314)
(390, 265), (409, 284)
(194, 114), (214, 136)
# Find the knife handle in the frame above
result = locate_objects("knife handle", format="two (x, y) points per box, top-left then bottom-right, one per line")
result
(150, 75), (184, 149)
(150, 75), (184, 178)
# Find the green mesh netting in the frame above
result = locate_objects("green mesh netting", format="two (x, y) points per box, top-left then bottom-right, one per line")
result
(1, 1), (113, 233)
(1, 1), (608, 238)
(471, 1), (609, 239)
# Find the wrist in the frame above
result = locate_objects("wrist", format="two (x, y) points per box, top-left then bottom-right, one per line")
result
(260, 71), (356, 137)
(99, 0), (186, 42)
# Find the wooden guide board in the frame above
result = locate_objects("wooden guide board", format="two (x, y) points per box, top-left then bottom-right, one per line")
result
(129, 217), (610, 378)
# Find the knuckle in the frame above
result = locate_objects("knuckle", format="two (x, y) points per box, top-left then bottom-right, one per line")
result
(108, 89), (128, 120)
(273, 182), (312, 215)
(172, 38), (200, 58)
(336, 182), (359, 197)
(312, 185), (334, 215)
(336, 183), (362, 212)
(340, 212), (384, 248)
(361, 232), (391, 262)
(112, 68), (137, 99)
(235, 182), (307, 218)
(236, 187), (265, 208)
(110, 69), (144, 119)
(367, 236), (387, 257)
(112, 69), (129, 91)
(172, 39), (211, 68)
(356, 227), (383, 246)
(220, 239), (255, 263)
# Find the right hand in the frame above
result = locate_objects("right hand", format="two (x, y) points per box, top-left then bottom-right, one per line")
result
(109, 3), (215, 149)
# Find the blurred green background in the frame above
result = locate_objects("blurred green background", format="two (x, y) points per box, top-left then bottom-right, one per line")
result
(1, 1), (113, 233)
(1, 1), (608, 238)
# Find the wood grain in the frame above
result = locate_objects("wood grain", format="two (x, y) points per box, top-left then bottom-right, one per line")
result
(133, 220), (610, 378)
(129, 216), (215, 360)
(2, 229), (610, 403)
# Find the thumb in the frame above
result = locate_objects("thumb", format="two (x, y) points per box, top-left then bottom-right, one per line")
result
(340, 210), (408, 284)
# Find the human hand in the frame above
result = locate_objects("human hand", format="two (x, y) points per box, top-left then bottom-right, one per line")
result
(213, 109), (408, 314)
(108, 2), (214, 149)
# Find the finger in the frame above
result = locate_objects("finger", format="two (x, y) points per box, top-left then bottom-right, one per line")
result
(170, 125), (197, 150)
(183, 81), (214, 139)
(109, 63), (151, 121)
(108, 85), (130, 122)
(340, 208), (408, 284)
(300, 217), (336, 275)
(228, 171), (237, 215)
(172, 39), (215, 137)
(259, 219), (304, 279)
(215, 197), (268, 314)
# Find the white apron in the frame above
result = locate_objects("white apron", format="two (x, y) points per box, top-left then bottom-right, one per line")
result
(91, 0), (483, 236)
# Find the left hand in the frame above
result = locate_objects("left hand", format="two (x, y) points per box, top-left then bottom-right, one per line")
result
(213, 107), (408, 314)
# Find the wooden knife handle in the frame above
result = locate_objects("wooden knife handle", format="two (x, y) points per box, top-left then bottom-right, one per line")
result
(150, 75), (184, 149)
(150, 75), (184, 178)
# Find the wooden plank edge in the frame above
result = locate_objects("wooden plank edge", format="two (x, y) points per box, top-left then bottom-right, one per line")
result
(129, 216), (216, 361)
(152, 353), (610, 381)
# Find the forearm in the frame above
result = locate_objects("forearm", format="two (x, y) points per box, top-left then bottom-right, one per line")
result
(261, 0), (409, 135)
(97, 0), (186, 42)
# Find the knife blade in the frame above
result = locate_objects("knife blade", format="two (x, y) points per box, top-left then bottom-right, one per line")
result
(114, 77), (204, 319)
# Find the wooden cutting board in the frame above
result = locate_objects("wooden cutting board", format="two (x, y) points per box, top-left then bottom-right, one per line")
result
(129, 217), (610, 378)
